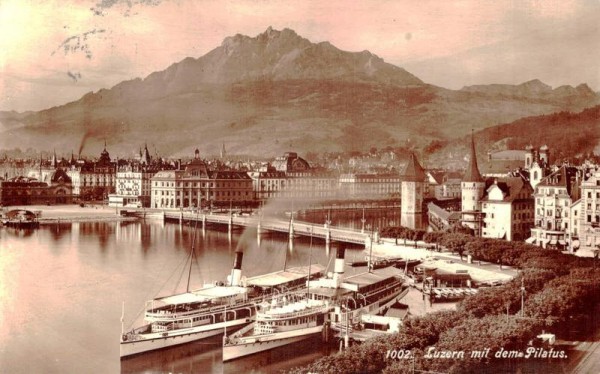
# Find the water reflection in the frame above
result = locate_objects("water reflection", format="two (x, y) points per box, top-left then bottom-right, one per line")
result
(4, 227), (36, 238)
(0, 217), (365, 373)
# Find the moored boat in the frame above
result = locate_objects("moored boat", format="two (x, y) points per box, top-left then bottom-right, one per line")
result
(222, 294), (331, 362)
(223, 247), (407, 362)
(120, 250), (325, 359)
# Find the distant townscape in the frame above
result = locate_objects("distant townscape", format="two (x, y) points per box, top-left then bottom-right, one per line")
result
(1, 136), (599, 258)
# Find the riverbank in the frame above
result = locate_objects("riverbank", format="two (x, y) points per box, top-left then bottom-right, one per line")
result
(2, 204), (136, 224)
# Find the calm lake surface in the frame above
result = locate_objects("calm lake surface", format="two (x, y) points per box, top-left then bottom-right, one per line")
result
(0, 216), (373, 374)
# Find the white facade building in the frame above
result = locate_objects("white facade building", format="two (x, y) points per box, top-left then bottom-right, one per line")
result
(529, 166), (580, 250)
(578, 169), (600, 257)
(481, 177), (534, 241)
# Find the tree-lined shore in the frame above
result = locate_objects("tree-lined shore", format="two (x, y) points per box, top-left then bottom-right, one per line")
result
(289, 226), (600, 373)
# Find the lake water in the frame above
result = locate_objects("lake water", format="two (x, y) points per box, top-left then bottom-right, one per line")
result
(0, 218), (366, 373)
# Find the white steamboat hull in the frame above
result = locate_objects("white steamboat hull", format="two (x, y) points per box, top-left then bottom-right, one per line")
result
(120, 318), (251, 358)
(223, 325), (323, 362)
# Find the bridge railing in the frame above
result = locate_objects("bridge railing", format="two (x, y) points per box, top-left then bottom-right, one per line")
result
(159, 211), (368, 244)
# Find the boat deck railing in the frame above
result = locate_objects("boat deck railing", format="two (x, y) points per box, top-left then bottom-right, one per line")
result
(257, 304), (330, 320)
(145, 298), (258, 320)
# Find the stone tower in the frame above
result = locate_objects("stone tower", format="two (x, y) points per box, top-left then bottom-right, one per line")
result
(461, 133), (486, 233)
(401, 153), (426, 230)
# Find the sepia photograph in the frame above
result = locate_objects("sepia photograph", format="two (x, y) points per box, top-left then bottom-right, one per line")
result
(1, 0), (599, 373)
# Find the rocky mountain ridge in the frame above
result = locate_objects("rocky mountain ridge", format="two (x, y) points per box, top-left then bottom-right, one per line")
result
(1, 27), (598, 159)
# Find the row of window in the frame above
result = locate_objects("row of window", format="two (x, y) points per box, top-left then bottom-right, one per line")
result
(586, 191), (600, 199)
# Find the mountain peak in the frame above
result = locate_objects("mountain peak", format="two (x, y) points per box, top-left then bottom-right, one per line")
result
(518, 79), (552, 92)
(576, 83), (595, 96)
(210, 27), (422, 85)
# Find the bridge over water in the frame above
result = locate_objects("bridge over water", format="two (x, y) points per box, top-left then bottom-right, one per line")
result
(126, 209), (373, 247)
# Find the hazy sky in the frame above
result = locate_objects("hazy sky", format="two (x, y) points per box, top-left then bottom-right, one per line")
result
(1, 0), (599, 112)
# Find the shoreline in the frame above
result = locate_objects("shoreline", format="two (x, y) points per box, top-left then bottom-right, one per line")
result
(38, 216), (139, 224)
(2, 204), (142, 225)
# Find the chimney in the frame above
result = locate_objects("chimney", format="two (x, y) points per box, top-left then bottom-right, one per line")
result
(333, 247), (346, 287)
(230, 251), (244, 287)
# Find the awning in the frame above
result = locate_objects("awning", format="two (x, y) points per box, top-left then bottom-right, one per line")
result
(558, 240), (566, 246)
(157, 292), (208, 305)
(525, 237), (536, 244)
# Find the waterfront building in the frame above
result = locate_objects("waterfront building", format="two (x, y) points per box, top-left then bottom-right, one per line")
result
(108, 144), (172, 207)
(480, 176), (534, 241)
(109, 165), (162, 208)
(400, 153), (426, 230)
(0, 157), (32, 180)
(247, 165), (287, 203)
(577, 168), (600, 257)
(250, 153), (339, 202)
(528, 166), (580, 250)
(0, 170), (73, 206)
(67, 144), (116, 200)
(282, 172), (339, 200)
(150, 149), (253, 209)
(338, 173), (401, 200)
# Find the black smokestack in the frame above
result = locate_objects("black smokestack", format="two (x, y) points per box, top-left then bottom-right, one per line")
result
(233, 251), (244, 270)
(336, 247), (346, 260)
(78, 131), (92, 158)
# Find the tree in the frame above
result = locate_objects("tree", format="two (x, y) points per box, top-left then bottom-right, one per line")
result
(441, 233), (472, 260)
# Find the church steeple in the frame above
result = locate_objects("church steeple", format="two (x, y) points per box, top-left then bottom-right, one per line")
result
(463, 131), (483, 182)
(141, 143), (151, 165)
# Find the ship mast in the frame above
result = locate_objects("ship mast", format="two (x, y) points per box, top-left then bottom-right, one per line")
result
(306, 226), (313, 300)
(186, 211), (200, 293)
(368, 220), (374, 273)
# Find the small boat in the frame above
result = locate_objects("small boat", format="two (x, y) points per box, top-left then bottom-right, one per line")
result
(2, 209), (40, 229)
